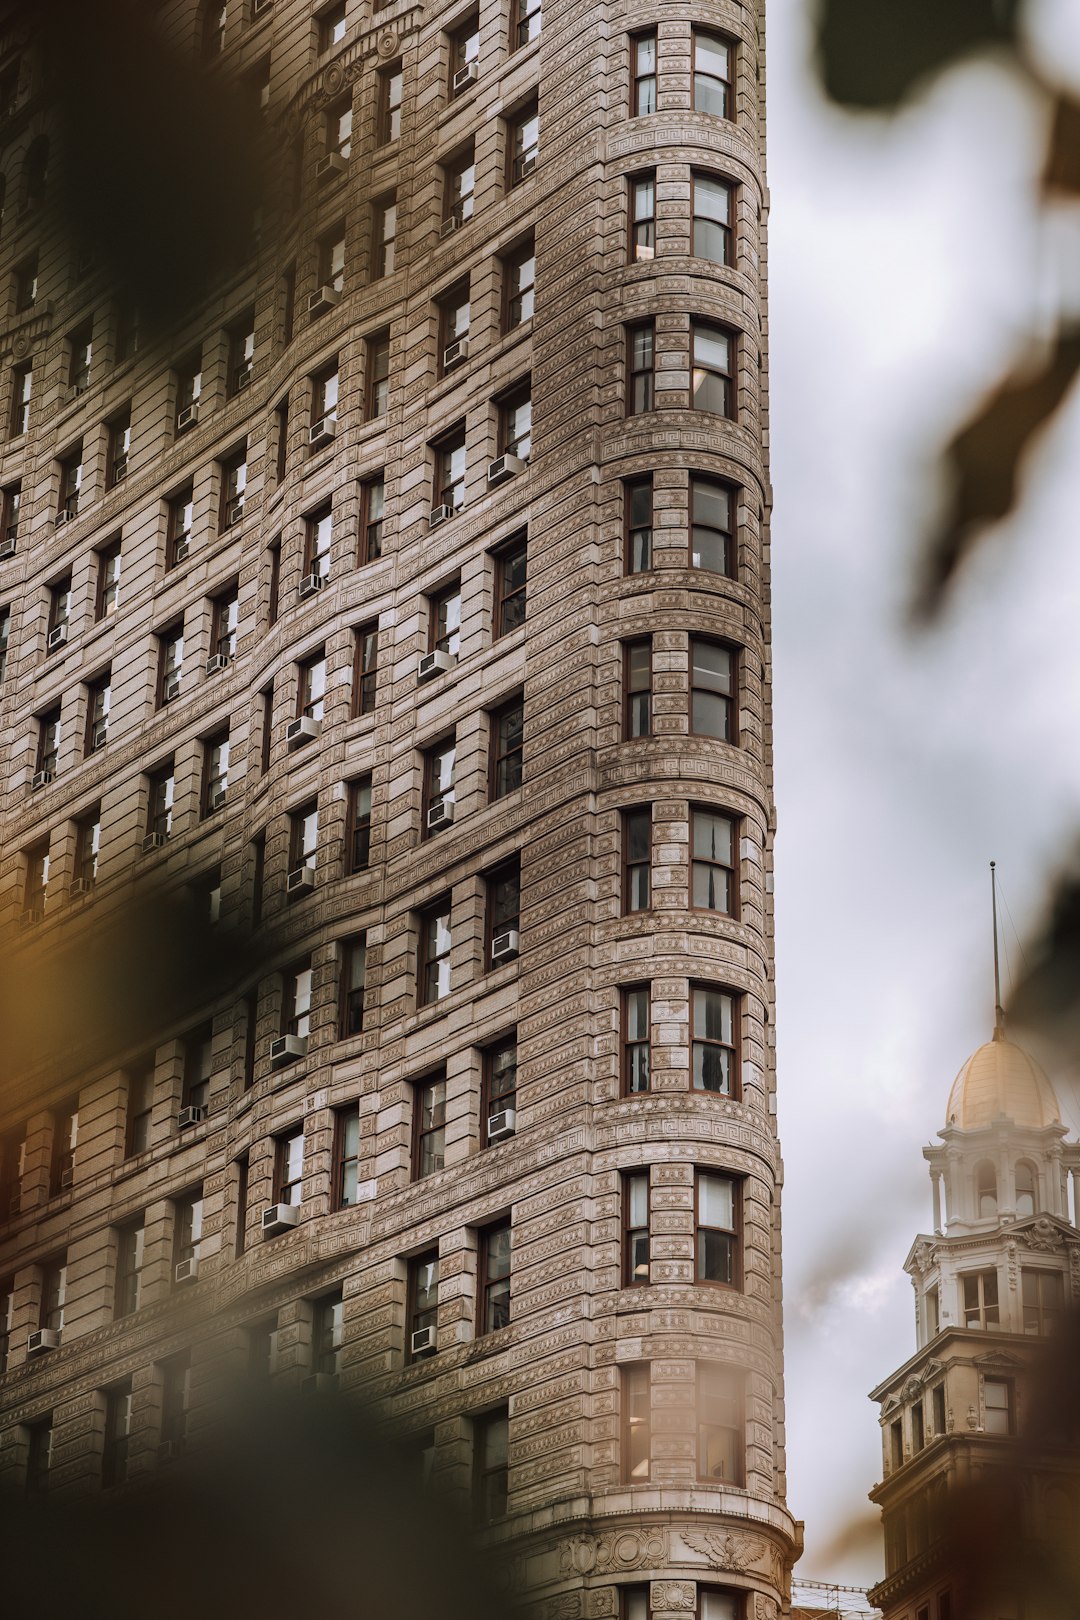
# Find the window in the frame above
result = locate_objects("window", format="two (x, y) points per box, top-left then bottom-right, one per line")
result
(414, 1075), (447, 1179)
(701, 1594), (742, 1620)
(73, 805), (100, 888)
(353, 622), (379, 714)
(58, 446), (83, 519)
(629, 172), (655, 261)
(95, 541), (121, 619)
(433, 428), (467, 515)
(624, 639), (652, 737)
(696, 1171), (737, 1284)
(692, 321), (735, 417)
(274, 1128), (304, 1207)
(419, 897), (452, 1004)
(511, 0), (540, 49)
(311, 361), (339, 440)
(304, 502), (333, 582)
(423, 735), (456, 834)
(624, 1171), (649, 1285)
(623, 1363), (650, 1480)
(48, 1100), (78, 1197)
(201, 0), (227, 59)
(366, 328), (390, 418)
(159, 1353), (191, 1455)
(333, 1101), (361, 1204)
(325, 97), (352, 162)
(116, 304), (140, 364)
(504, 237), (535, 329)
(624, 478), (653, 573)
(932, 1383), (946, 1436)
(25, 1419), (53, 1497)
(283, 961), (313, 1039)
(623, 987), (651, 1094)
(202, 731), (230, 816)
(508, 99), (539, 185)
(483, 1035), (518, 1146)
(478, 1220), (511, 1332)
(622, 1590), (649, 1620)
(146, 759), (175, 840)
(68, 322), (93, 393)
(962, 1268), (1000, 1329)
(308, 1292), (343, 1379)
(1021, 1268), (1063, 1335)
(926, 1284), (940, 1339)
(438, 280), (470, 371)
(693, 31), (733, 118)
(487, 858), (521, 965)
(983, 1378), (1013, 1435)
(157, 622), (184, 706)
(338, 935), (366, 1038)
(691, 476), (735, 574)
(267, 543), (281, 627)
(114, 1218), (144, 1319)
(23, 840), (49, 920)
(359, 476), (384, 564)
(274, 395), (289, 483)
(105, 407), (131, 490)
(692, 808), (737, 913)
(221, 312), (254, 400)
(693, 173), (734, 266)
(0, 1278), (13, 1374)
(211, 582), (239, 663)
(491, 694), (524, 799)
(0, 1130), (24, 1220)
(407, 1251), (439, 1358)
(173, 1192), (204, 1272)
(102, 1383), (133, 1488)
(175, 352), (202, 431)
(1015, 1160), (1037, 1217)
(692, 986), (737, 1095)
(290, 800), (319, 879)
(167, 486), (194, 568)
(449, 13), (479, 94)
(627, 321), (654, 414)
(1, 481), (20, 549)
(698, 1363), (743, 1482)
(976, 1161), (997, 1217)
(318, 225), (346, 296)
(298, 648), (327, 719)
(372, 194), (396, 278)
(219, 445), (248, 529)
(912, 1400), (925, 1453)
(690, 639), (735, 739)
(36, 705), (61, 777)
(126, 1064), (154, 1156)
(318, 1), (346, 51)
(498, 382), (532, 460)
(10, 364), (31, 437)
(14, 254), (37, 312)
(631, 31), (657, 115)
(623, 807), (651, 912)
(345, 777), (372, 873)
(0, 605), (8, 682)
(39, 1257), (67, 1334)
(79, 671), (109, 756)
(377, 64), (403, 144)
(443, 145), (475, 228)
(474, 1409), (509, 1523)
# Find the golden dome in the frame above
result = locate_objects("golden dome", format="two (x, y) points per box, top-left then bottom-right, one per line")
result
(945, 1030), (1061, 1130)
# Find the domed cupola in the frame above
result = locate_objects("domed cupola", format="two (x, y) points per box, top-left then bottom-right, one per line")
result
(944, 1027), (1061, 1132)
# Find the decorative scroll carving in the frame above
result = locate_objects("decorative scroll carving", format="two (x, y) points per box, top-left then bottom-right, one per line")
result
(560, 1530), (668, 1577)
(651, 1582), (696, 1611)
(1018, 1218), (1065, 1253)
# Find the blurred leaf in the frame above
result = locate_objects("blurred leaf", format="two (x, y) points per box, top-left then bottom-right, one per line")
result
(912, 327), (1080, 620)
(816, 0), (1022, 111)
(1043, 94), (1080, 193)
(1009, 851), (1080, 1059)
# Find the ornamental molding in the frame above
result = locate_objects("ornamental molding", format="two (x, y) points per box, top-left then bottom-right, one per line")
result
(559, 1529), (668, 1577)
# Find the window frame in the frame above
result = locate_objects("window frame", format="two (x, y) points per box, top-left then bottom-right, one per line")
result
(477, 1218), (512, 1334)
(372, 192), (397, 279)
(338, 936), (367, 1040)
(623, 806), (651, 914)
(689, 637), (737, 742)
(691, 983), (740, 1098)
(485, 856), (521, 967)
(691, 171), (735, 267)
(622, 1362), (650, 1482)
(695, 1169), (739, 1287)
(507, 97), (539, 187)
(376, 63), (403, 145)
(691, 319), (736, 418)
(624, 637), (652, 738)
(692, 29), (734, 120)
(630, 30), (657, 116)
(622, 985), (651, 1095)
(690, 806), (738, 915)
(345, 776), (373, 874)
(418, 895), (453, 1005)
(406, 1249), (440, 1358)
(332, 1100), (361, 1205)
(482, 1034), (518, 1147)
(503, 236), (535, 331)
(474, 1407), (510, 1523)
(697, 1361), (744, 1485)
(365, 327), (391, 419)
(628, 170), (656, 261)
(359, 475), (385, 564)
(274, 1127), (305, 1207)
(353, 621), (379, 715)
(490, 692), (524, 800)
(623, 1169), (650, 1286)
(690, 475), (736, 576)
(413, 1072), (448, 1180)
(625, 476), (653, 573)
(626, 321), (654, 415)
(494, 532), (528, 637)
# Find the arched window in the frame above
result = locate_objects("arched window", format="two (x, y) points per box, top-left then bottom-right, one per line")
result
(1015, 1160), (1036, 1218)
(201, 2), (227, 60)
(21, 136), (48, 213)
(976, 1161), (998, 1219)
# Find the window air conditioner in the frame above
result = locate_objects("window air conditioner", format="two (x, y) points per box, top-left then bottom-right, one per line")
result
(308, 285), (340, 316)
(297, 571), (325, 601)
(234, 365), (252, 392)
(287, 864), (316, 895)
(270, 1033), (308, 1068)
(429, 504), (451, 527)
(227, 498), (245, 527)
(309, 415), (337, 448)
(487, 453), (524, 486)
(173, 539), (190, 563)
(452, 61), (478, 91)
(142, 831), (169, 853)
(208, 786), (227, 813)
(443, 337), (469, 370)
(90, 720), (108, 752)
(206, 652), (230, 675)
(426, 797), (455, 831)
(55, 507), (77, 527)
(174, 1258), (199, 1284)
(31, 769), (53, 791)
(410, 1327), (436, 1356)
(178, 1105), (206, 1130)
(47, 624), (69, 651)
(440, 213), (462, 239)
(0, 537), (16, 559)
(67, 383), (87, 402)
(162, 675), (181, 703)
(262, 1203), (301, 1235)
(157, 1440), (180, 1463)
(302, 1372), (338, 1395)
(286, 714), (321, 748)
(20, 902), (44, 927)
(316, 151), (347, 181)
(68, 877), (94, 899)
(490, 927), (520, 963)
(487, 1107), (517, 1142)
(26, 1328), (60, 1356)
(177, 403), (199, 431)
(60, 1165), (75, 1189)
(417, 649), (455, 683)
(518, 152), (537, 179)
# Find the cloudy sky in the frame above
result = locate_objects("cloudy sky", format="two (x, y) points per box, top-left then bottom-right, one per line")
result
(766, 0), (1080, 1584)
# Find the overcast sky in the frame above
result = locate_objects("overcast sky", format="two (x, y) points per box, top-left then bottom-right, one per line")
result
(767, 0), (1080, 1584)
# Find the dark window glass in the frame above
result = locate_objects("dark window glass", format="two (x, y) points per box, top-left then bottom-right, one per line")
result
(346, 778), (372, 873)
(354, 622), (379, 714)
(623, 987), (650, 1094)
(690, 639), (735, 739)
(691, 809), (737, 913)
(415, 1076), (447, 1178)
(696, 1171), (737, 1285)
(333, 1101), (361, 1204)
(629, 172), (655, 261)
(631, 32), (656, 115)
(418, 899), (452, 1004)
(491, 695), (524, 799)
(692, 986), (737, 1095)
(627, 322), (654, 414)
(693, 173), (734, 265)
(474, 1409), (509, 1523)
(623, 808), (651, 912)
(691, 321), (735, 417)
(624, 1171), (649, 1285)
(626, 478), (652, 573)
(625, 639), (651, 737)
(478, 1220), (511, 1333)
(693, 31), (733, 119)
(691, 477), (735, 574)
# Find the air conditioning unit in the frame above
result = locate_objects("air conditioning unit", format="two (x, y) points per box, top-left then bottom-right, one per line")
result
(68, 877), (94, 899)
(0, 536), (17, 559)
(308, 285), (340, 316)
(234, 365), (252, 392)
(55, 507), (77, 527)
(487, 1107), (517, 1142)
(47, 624), (69, 651)
(227, 498), (245, 527)
(142, 831), (169, 853)
(206, 652), (230, 675)
(162, 675), (181, 703)
(426, 797), (454, 831)
(410, 1326), (436, 1356)
(26, 1328), (60, 1356)
(297, 572), (325, 601)
(60, 1165), (75, 1189)
(174, 1258), (199, 1284)
(207, 785), (227, 814)
(488, 453), (524, 486)
(178, 1105), (206, 1130)
(173, 539), (190, 564)
(270, 1033), (307, 1068)
(429, 504), (451, 527)
(417, 648), (454, 683)
(302, 1372), (338, 1395)
(177, 403), (198, 431)
(157, 1440), (180, 1463)
(518, 152), (537, 180)
(309, 416), (336, 448)
(452, 61), (478, 91)
(440, 212), (463, 239)
(20, 902), (44, 927)
(112, 457), (129, 483)
(262, 1203), (301, 1235)
(253, 0), (272, 12)
(491, 927), (520, 963)
(67, 382), (87, 402)
(89, 720), (108, 752)
(286, 714), (321, 748)
(31, 769), (53, 791)
(443, 337), (469, 370)
(287, 864), (316, 896)
(316, 151), (347, 181)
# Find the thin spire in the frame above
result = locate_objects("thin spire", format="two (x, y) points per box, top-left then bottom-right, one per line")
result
(991, 860), (1005, 1038)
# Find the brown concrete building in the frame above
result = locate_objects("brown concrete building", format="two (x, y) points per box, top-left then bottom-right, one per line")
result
(0, 0), (797, 1614)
